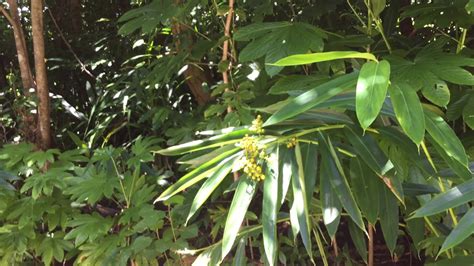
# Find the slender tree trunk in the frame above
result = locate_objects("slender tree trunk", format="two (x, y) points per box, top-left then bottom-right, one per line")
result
(31, 0), (51, 150)
(172, 0), (211, 106)
(6, 0), (34, 91)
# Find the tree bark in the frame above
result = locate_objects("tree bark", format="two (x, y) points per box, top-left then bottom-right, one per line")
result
(6, 0), (35, 92)
(31, 0), (51, 150)
(172, 0), (212, 106)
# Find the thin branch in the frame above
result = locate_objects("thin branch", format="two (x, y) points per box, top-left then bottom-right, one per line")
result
(368, 224), (374, 266)
(45, 6), (96, 79)
(0, 5), (15, 26)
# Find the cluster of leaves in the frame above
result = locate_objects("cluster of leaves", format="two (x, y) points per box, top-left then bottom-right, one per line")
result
(0, 138), (201, 265)
(152, 1), (474, 265)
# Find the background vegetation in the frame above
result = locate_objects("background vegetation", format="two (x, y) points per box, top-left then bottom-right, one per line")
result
(0, 0), (473, 265)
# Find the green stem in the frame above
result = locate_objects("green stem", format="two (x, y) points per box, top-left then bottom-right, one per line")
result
(456, 28), (468, 54)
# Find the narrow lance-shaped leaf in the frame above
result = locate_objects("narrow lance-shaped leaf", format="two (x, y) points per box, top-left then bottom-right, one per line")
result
(280, 147), (293, 205)
(318, 133), (366, 231)
(345, 126), (394, 176)
(411, 179), (474, 218)
(425, 110), (468, 166)
(427, 135), (472, 181)
(388, 82), (425, 145)
(221, 176), (257, 260)
(156, 129), (251, 156)
(356, 60), (391, 130)
(320, 155), (342, 238)
(291, 143), (313, 259)
(348, 219), (368, 263)
(301, 143), (318, 201)
(186, 156), (236, 223)
(379, 184), (399, 255)
(272, 51), (377, 66)
(349, 158), (380, 225)
(264, 72), (358, 126)
(439, 207), (474, 253)
(233, 238), (247, 266)
(262, 148), (280, 266)
(155, 148), (240, 202)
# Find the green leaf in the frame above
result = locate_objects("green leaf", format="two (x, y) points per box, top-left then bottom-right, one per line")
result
(156, 129), (250, 156)
(422, 81), (450, 107)
(272, 51), (377, 66)
(349, 158), (381, 224)
(371, 0), (386, 17)
(301, 143), (318, 201)
(345, 127), (394, 176)
(356, 60), (391, 130)
(379, 185), (399, 255)
(186, 157), (235, 223)
(320, 155), (342, 238)
(268, 75), (329, 95)
(411, 179), (474, 218)
(262, 148), (279, 266)
(467, 0), (474, 13)
(290, 143), (313, 258)
(389, 83), (425, 145)
(156, 148), (240, 201)
(237, 22), (326, 76)
(440, 207), (474, 253)
(348, 220), (368, 263)
(65, 214), (114, 246)
(427, 135), (472, 181)
(264, 72), (358, 126)
(233, 238), (247, 266)
(318, 133), (365, 231)
(463, 95), (474, 129)
(221, 176), (257, 260)
(425, 111), (468, 166)
(426, 256), (474, 266)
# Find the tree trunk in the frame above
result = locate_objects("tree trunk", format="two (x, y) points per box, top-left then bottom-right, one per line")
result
(172, 0), (212, 106)
(31, 0), (51, 150)
(6, 0), (34, 92)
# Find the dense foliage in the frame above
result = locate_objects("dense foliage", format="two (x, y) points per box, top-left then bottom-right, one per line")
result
(0, 0), (474, 265)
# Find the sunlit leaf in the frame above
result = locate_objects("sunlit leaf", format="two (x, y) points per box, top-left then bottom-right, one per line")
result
(356, 60), (391, 130)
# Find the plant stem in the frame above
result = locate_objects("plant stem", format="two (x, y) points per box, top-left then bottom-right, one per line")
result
(456, 28), (468, 54)
(368, 224), (374, 266)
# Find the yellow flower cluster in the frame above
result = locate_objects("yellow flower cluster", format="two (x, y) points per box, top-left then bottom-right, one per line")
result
(286, 137), (297, 148)
(240, 134), (265, 181)
(250, 115), (264, 134)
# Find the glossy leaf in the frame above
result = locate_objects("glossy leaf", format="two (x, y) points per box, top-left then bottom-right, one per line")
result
(272, 51), (377, 66)
(155, 148), (240, 201)
(349, 158), (381, 224)
(425, 111), (468, 166)
(264, 72), (358, 126)
(440, 207), (474, 253)
(222, 176), (257, 260)
(320, 155), (342, 238)
(318, 133), (365, 231)
(262, 148), (280, 266)
(186, 157), (235, 223)
(389, 83), (425, 145)
(156, 129), (250, 156)
(356, 60), (391, 130)
(422, 81), (450, 107)
(345, 127), (394, 176)
(348, 220), (368, 263)
(379, 185), (399, 255)
(411, 179), (474, 218)
(291, 143), (313, 258)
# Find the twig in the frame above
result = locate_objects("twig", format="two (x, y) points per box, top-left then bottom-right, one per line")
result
(45, 6), (96, 79)
(368, 224), (374, 266)
(0, 5), (15, 26)
(221, 0), (235, 114)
